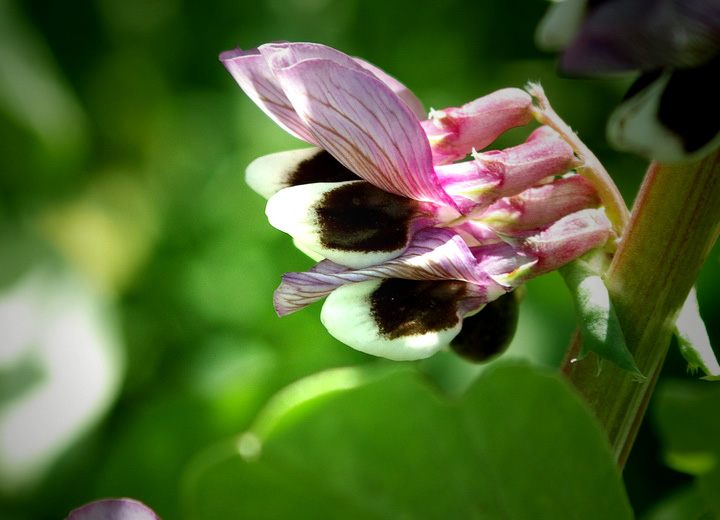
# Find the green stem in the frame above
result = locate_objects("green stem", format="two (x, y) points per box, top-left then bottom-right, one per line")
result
(561, 148), (720, 468)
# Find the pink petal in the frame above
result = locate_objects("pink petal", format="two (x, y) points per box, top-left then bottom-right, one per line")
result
(481, 208), (612, 287)
(274, 227), (506, 316)
(353, 58), (426, 120)
(260, 44), (457, 208)
(450, 221), (506, 247)
(471, 242), (537, 284)
(258, 42), (427, 118)
(478, 175), (600, 232)
(516, 208), (612, 273)
(219, 46), (318, 144)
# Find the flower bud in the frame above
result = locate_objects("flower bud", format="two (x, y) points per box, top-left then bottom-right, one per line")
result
(422, 88), (534, 164)
(478, 175), (600, 232)
(435, 130), (578, 214)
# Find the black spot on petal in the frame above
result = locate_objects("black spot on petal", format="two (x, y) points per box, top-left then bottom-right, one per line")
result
(658, 56), (720, 153)
(371, 279), (468, 339)
(450, 291), (519, 363)
(288, 150), (360, 187)
(317, 182), (419, 253)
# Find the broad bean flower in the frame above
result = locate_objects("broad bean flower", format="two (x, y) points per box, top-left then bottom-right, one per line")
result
(536, 0), (720, 161)
(220, 42), (611, 361)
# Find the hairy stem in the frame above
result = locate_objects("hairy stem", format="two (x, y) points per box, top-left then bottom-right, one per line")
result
(561, 148), (720, 468)
(526, 83), (630, 237)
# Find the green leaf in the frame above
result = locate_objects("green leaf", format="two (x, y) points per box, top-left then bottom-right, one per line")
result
(187, 363), (633, 519)
(654, 379), (720, 516)
(675, 288), (720, 380)
(559, 259), (643, 378)
(642, 485), (713, 520)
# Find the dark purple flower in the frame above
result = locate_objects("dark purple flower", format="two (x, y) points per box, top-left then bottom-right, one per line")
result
(537, 0), (720, 161)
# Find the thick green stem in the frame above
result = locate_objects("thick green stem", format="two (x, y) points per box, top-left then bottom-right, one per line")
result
(561, 148), (720, 469)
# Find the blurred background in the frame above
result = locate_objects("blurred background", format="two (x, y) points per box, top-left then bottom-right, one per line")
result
(1, 0), (718, 518)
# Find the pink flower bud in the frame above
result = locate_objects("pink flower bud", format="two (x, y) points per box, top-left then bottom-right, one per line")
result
(487, 208), (612, 287)
(478, 175), (600, 232)
(422, 88), (534, 165)
(435, 129), (579, 214)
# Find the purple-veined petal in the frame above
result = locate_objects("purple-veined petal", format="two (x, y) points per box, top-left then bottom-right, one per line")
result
(320, 278), (486, 361)
(266, 180), (435, 269)
(261, 44), (458, 208)
(471, 242), (538, 287)
(66, 499), (159, 520)
(259, 42), (370, 75)
(274, 227), (507, 316)
(259, 42), (427, 118)
(448, 221), (504, 247)
(353, 58), (426, 120)
(219, 47), (318, 144)
(246, 147), (359, 199)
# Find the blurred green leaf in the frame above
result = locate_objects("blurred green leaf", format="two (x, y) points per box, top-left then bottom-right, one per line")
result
(641, 485), (713, 520)
(188, 363), (633, 519)
(654, 380), (720, 516)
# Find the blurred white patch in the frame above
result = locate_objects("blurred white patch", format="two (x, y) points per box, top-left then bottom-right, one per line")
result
(0, 264), (124, 494)
(608, 71), (720, 162)
(606, 72), (686, 162)
(535, 0), (588, 52)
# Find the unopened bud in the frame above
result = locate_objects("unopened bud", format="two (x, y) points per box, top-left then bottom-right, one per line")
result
(435, 130), (578, 214)
(422, 88), (534, 164)
(479, 175), (600, 232)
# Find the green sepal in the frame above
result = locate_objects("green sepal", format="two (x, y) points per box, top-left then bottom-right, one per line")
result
(559, 259), (644, 378)
(674, 288), (720, 381)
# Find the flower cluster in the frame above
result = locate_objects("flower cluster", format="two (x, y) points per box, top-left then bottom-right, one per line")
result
(536, 0), (720, 162)
(220, 42), (611, 361)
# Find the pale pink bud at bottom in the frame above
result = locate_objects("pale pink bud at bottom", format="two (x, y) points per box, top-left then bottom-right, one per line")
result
(481, 208), (612, 287)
